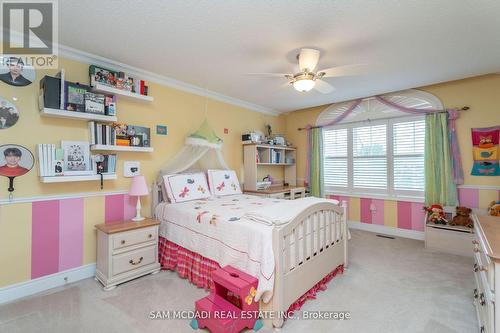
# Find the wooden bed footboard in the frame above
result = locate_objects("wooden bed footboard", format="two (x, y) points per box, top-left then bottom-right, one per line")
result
(263, 201), (348, 329)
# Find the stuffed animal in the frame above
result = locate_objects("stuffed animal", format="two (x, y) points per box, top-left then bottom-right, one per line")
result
(489, 201), (500, 216)
(424, 204), (448, 225)
(450, 206), (473, 228)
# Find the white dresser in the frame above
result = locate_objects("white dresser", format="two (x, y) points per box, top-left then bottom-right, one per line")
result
(95, 219), (161, 290)
(473, 215), (500, 333)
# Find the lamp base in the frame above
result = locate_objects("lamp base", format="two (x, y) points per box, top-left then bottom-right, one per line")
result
(132, 196), (145, 222)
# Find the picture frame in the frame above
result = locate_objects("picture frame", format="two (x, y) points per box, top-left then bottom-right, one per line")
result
(61, 141), (92, 175)
(0, 97), (20, 129)
(0, 56), (35, 87)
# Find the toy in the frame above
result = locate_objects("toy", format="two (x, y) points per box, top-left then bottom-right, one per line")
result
(424, 204), (448, 225)
(489, 201), (500, 216)
(191, 265), (262, 332)
(449, 206), (473, 228)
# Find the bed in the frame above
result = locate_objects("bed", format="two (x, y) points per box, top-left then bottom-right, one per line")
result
(153, 187), (348, 328)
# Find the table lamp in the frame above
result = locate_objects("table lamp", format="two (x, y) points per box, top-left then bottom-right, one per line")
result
(129, 175), (148, 222)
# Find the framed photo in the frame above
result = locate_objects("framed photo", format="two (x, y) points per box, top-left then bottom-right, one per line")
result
(0, 57), (35, 87)
(0, 97), (19, 129)
(61, 141), (92, 175)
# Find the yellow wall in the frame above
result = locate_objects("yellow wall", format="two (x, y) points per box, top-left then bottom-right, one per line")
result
(0, 57), (285, 213)
(284, 74), (500, 187)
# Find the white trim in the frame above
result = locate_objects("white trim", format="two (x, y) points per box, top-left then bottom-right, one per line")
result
(0, 189), (128, 205)
(58, 44), (279, 116)
(348, 220), (424, 240)
(0, 263), (96, 305)
(458, 185), (500, 191)
(326, 191), (424, 203)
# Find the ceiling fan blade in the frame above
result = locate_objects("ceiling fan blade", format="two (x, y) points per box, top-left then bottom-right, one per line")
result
(246, 72), (291, 78)
(317, 64), (368, 78)
(298, 48), (320, 72)
(314, 79), (335, 94)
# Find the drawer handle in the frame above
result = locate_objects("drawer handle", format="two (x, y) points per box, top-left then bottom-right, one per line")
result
(148, 234), (153, 239)
(474, 288), (478, 299)
(129, 257), (144, 266)
(480, 293), (486, 306)
(473, 247), (480, 253)
(474, 263), (479, 272)
(480, 326), (485, 333)
(472, 240), (479, 245)
(121, 240), (126, 245)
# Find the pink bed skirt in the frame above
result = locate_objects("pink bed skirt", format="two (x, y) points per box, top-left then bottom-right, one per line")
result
(158, 236), (344, 314)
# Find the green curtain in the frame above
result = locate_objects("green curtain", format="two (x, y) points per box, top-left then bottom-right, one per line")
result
(424, 113), (458, 206)
(308, 127), (324, 198)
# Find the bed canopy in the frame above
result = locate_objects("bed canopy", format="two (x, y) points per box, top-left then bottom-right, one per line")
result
(158, 119), (228, 176)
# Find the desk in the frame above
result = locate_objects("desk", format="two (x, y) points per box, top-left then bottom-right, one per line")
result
(244, 186), (306, 200)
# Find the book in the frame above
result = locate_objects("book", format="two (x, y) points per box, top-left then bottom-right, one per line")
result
(84, 92), (105, 114)
(89, 65), (118, 88)
(65, 82), (89, 112)
(104, 95), (116, 116)
(56, 69), (65, 110)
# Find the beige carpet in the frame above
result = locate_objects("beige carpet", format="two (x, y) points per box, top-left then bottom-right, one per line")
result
(0, 230), (476, 333)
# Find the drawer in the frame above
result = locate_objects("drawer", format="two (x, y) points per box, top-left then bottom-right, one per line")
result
(112, 245), (157, 276)
(269, 192), (285, 199)
(112, 226), (157, 250)
(474, 268), (494, 333)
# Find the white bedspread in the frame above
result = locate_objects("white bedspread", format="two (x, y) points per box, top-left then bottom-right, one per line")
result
(155, 194), (286, 303)
(243, 196), (337, 226)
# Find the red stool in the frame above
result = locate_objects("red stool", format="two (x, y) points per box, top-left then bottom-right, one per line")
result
(190, 265), (263, 333)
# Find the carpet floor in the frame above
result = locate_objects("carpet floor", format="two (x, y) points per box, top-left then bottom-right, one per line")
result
(0, 230), (476, 333)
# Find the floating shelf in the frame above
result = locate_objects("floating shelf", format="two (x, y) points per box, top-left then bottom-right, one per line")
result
(91, 83), (154, 102)
(40, 108), (118, 122)
(257, 163), (295, 166)
(40, 174), (117, 183)
(91, 144), (154, 152)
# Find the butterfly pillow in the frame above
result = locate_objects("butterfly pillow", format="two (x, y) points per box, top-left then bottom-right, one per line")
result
(207, 169), (242, 196)
(163, 173), (211, 203)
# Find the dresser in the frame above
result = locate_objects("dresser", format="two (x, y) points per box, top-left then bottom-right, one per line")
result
(473, 215), (500, 333)
(95, 218), (161, 290)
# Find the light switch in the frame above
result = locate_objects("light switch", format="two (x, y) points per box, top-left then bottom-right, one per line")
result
(123, 161), (141, 177)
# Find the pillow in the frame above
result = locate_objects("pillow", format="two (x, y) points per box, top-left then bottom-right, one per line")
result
(163, 172), (211, 203)
(207, 169), (242, 196)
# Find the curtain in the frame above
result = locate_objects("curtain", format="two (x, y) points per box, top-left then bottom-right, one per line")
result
(307, 127), (324, 198)
(424, 113), (458, 206)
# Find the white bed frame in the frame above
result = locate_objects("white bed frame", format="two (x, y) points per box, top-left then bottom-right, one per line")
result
(152, 183), (348, 329)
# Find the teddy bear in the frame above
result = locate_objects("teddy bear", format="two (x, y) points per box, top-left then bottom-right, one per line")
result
(489, 201), (500, 216)
(450, 206), (473, 228)
(424, 204), (448, 225)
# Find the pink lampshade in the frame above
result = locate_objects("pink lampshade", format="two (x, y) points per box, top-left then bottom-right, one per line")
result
(129, 175), (149, 196)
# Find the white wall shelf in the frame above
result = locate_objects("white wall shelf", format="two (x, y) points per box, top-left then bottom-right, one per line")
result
(91, 83), (154, 102)
(91, 144), (154, 152)
(40, 108), (117, 122)
(40, 174), (117, 183)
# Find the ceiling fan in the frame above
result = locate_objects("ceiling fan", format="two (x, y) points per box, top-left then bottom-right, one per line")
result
(248, 48), (366, 93)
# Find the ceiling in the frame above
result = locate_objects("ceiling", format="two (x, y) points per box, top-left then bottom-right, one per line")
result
(58, 0), (500, 114)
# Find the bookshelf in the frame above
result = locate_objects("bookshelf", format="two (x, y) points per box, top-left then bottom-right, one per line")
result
(91, 144), (154, 152)
(243, 143), (297, 191)
(40, 108), (117, 122)
(40, 174), (117, 183)
(91, 83), (154, 102)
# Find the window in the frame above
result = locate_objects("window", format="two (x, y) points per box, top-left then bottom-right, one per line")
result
(323, 116), (425, 198)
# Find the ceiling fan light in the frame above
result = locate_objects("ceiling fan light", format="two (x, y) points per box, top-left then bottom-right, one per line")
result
(293, 78), (315, 92)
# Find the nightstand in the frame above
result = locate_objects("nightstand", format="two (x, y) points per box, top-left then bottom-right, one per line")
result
(95, 218), (161, 290)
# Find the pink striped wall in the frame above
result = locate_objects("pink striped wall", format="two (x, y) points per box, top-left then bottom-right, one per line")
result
(32, 200), (60, 279)
(397, 201), (413, 230)
(371, 199), (385, 226)
(29, 193), (135, 280)
(360, 198), (372, 224)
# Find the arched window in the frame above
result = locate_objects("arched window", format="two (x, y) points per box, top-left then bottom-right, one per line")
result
(319, 89), (442, 200)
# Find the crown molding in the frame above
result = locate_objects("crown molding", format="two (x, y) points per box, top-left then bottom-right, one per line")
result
(57, 44), (280, 116)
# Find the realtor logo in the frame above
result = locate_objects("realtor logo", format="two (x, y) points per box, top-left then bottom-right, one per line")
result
(1, 0), (58, 68)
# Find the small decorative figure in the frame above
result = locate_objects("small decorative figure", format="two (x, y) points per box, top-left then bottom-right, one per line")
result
(424, 204), (448, 225)
(449, 206), (473, 228)
(488, 201), (500, 216)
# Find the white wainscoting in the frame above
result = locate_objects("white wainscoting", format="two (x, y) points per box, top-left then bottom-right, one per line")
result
(348, 220), (425, 240)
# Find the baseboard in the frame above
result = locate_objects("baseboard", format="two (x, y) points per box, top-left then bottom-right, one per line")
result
(0, 263), (96, 305)
(348, 221), (425, 240)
